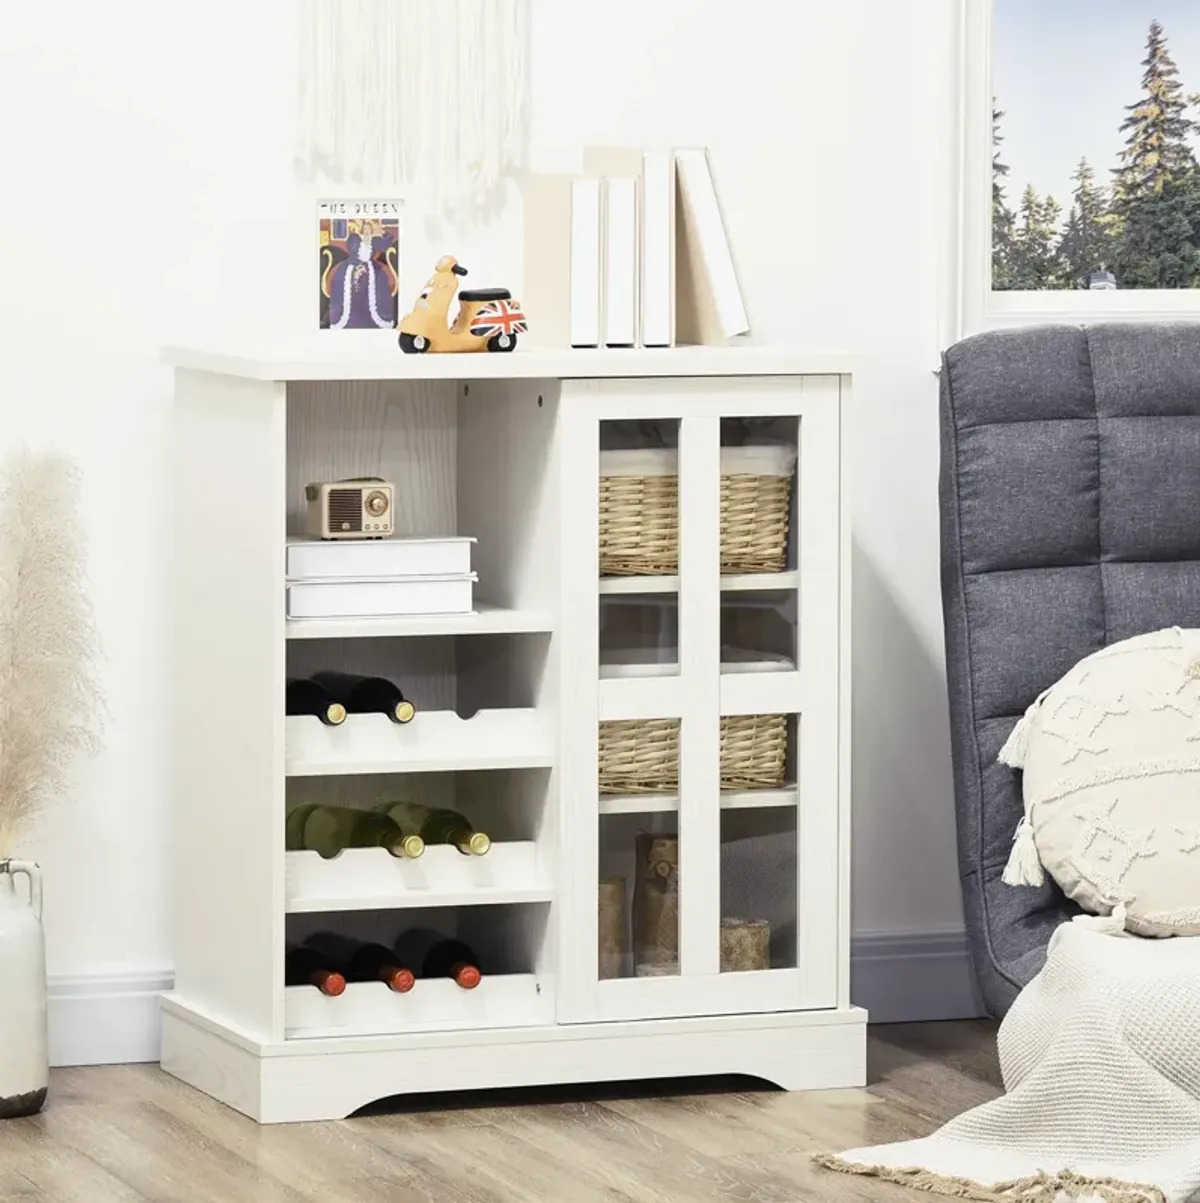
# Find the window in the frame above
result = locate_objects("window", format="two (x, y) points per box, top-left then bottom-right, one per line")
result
(958, 0), (1200, 333)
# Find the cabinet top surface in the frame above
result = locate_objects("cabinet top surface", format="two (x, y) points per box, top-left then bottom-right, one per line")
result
(162, 341), (857, 383)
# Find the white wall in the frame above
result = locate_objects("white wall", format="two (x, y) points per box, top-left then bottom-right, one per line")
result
(0, 0), (968, 1030)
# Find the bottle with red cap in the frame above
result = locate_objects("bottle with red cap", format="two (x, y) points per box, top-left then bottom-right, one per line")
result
(285, 945), (345, 996)
(393, 929), (482, 990)
(304, 932), (415, 994)
(349, 942), (415, 993)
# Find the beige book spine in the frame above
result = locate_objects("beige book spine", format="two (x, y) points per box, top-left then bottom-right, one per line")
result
(521, 173), (575, 348)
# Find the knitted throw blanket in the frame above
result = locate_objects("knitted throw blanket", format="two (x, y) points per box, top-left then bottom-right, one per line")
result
(818, 921), (1200, 1203)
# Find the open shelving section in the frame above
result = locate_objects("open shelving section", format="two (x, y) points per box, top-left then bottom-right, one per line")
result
(162, 343), (863, 1124)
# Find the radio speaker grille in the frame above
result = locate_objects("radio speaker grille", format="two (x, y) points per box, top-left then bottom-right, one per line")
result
(327, 489), (362, 532)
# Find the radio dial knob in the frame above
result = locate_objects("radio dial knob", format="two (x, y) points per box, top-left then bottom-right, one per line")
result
(365, 490), (389, 517)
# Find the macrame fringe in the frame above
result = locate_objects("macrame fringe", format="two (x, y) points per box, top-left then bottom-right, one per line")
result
(812, 1152), (1167, 1203)
(297, 0), (530, 223)
(1002, 817), (1045, 888)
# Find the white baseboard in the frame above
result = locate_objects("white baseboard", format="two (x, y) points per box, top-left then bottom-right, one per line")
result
(47, 933), (985, 1067)
(850, 929), (987, 1024)
(48, 969), (173, 1068)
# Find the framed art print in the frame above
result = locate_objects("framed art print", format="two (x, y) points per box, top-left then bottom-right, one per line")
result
(317, 196), (403, 331)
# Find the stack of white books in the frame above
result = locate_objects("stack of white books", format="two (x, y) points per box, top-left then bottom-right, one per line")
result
(285, 537), (477, 620)
(523, 145), (750, 350)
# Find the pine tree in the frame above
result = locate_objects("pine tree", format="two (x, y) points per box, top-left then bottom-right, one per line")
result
(991, 103), (1017, 289)
(1059, 158), (1117, 287)
(1010, 185), (1064, 290)
(1111, 20), (1200, 288)
(1118, 20), (1196, 196)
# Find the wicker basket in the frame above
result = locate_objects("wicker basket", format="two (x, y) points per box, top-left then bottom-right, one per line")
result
(598, 715), (787, 793)
(598, 445), (796, 577)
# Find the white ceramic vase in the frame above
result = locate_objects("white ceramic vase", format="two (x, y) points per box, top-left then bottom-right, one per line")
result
(0, 860), (47, 1117)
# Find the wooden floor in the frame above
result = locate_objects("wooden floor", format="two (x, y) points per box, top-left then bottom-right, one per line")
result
(0, 1021), (1001, 1202)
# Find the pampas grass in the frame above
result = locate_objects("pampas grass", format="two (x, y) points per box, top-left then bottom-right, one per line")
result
(0, 449), (102, 858)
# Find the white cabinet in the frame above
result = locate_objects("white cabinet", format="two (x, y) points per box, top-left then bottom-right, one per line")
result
(160, 344), (864, 1124)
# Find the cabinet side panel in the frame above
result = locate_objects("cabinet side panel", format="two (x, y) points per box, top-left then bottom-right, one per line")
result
(837, 376), (853, 1010)
(174, 368), (285, 1039)
(797, 376), (842, 1010)
(457, 378), (560, 613)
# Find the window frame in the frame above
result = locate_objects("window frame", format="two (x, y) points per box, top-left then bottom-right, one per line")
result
(956, 0), (1200, 339)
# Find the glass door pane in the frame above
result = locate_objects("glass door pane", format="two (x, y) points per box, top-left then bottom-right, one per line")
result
(720, 804), (798, 972)
(597, 730), (681, 980)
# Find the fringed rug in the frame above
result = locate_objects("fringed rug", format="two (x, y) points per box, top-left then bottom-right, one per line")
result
(816, 920), (1200, 1203)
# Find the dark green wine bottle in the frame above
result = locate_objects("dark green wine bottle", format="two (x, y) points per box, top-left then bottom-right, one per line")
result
(300, 805), (425, 859)
(378, 801), (490, 856)
(286, 678), (346, 726)
(311, 671), (416, 724)
(286, 802), (321, 850)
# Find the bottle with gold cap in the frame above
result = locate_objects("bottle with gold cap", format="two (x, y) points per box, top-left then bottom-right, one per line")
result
(300, 804), (425, 859)
(311, 671), (416, 724)
(286, 678), (346, 726)
(377, 801), (491, 857)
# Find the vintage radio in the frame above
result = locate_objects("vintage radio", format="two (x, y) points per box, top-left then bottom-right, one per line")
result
(305, 478), (394, 540)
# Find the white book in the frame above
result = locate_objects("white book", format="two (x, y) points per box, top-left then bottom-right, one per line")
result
(640, 151), (675, 347)
(603, 178), (638, 347)
(675, 148), (750, 342)
(285, 536), (474, 581)
(286, 574), (477, 620)
(569, 178), (602, 347)
(522, 174), (574, 348)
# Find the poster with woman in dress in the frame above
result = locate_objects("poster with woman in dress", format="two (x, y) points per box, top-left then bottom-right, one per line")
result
(318, 200), (401, 329)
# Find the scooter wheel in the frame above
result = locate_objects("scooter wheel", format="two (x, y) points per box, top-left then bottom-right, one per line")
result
(487, 333), (518, 353)
(398, 332), (429, 354)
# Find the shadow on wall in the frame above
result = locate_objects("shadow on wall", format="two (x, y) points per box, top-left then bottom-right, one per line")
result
(850, 541), (987, 1021)
(850, 538), (963, 933)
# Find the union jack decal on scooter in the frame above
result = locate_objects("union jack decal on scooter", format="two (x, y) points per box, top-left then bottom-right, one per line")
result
(468, 299), (528, 338)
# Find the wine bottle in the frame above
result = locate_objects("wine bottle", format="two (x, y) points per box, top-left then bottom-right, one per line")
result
(349, 942), (415, 993)
(394, 929), (482, 990)
(285, 802), (321, 851)
(285, 945), (345, 995)
(378, 801), (491, 857)
(311, 671), (416, 724)
(305, 933), (415, 994)
(300, 805), (425, 860)
(286, 678), (346, 726)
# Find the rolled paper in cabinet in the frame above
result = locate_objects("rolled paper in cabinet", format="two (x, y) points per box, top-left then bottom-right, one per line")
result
(632, 833), (679, 970)
(635, 961), (679, 978)
(719, 919), (771, 973)
(598, 876), (626, 980)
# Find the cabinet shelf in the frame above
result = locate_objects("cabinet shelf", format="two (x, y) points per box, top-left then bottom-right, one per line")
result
(285, 973), (552, 1040)
(598, 571), (801, 595)
(598, 785), (799, 815)
(285, 710), (554, 777)
(284, 843), (551, 913)
(285, 602), (554, 641)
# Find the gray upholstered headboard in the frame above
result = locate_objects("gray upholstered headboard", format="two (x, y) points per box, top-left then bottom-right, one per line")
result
(940, 322), (1200, 1017)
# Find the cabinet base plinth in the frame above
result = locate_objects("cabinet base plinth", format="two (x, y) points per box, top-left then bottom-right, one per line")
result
(160, 995), (868, 1124)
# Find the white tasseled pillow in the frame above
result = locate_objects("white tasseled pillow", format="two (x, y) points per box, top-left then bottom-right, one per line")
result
(1000, 626), (1200, 937)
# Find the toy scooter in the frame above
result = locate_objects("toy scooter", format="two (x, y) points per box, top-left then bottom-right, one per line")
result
(397, 255), (527, 353)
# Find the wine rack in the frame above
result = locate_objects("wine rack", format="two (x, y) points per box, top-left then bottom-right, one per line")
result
(162, 344), (865, 1124)
(284, 841), (550, 912)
